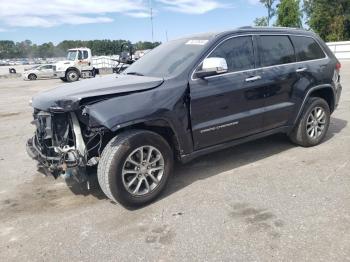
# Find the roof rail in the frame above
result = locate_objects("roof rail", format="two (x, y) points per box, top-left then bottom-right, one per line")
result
(238, 26), (303, 30)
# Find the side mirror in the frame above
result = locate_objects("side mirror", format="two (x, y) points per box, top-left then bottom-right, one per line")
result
(195, 57), (228, 79)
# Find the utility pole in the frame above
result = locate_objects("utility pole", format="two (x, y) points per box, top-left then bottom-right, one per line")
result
(165, 30), (168, 42)
(149, 0), (154, 42)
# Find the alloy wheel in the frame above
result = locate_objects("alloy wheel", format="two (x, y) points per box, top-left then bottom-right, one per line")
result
(122, 146), (165, 196)
(306, 106), (326, 139)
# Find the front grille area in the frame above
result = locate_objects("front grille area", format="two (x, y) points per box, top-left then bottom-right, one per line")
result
(28, 110), (91, 180)
(33, 111), (74, 159)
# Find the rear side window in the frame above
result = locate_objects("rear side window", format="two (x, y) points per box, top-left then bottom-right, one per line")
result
(290, 36), (326, 61)
(258, 35), (295, 67)
(209, 36), (255, 72)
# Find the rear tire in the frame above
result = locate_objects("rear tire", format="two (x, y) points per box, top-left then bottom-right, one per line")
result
(289, 97), (330, 147)
(97, 130), (173, 207)
(66, 69), (80, 82)
(28, 74), (37, 80)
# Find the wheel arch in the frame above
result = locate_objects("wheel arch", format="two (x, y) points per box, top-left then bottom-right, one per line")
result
(28, 73), (37, 79)
(294, 84), (335, 125)
(309, 87), (335, 113)
(112, 119), (182, 160)
(65, 67), (81, 76)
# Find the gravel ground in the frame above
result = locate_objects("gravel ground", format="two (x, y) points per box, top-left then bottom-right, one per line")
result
(0, 62), (349, 261)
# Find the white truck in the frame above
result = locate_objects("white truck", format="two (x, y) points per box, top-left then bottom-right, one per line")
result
(54, 48), (96, 82)
(54, 46), (133, 82)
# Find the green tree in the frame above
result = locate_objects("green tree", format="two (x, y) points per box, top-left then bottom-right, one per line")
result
(276, 0), (302, 27)
(260, 0), (277, 26)
(304, 0), (350, 41)
(254, 17), (268, 26)
(0, 41), (16, 59)
(0, 39), (162, 59)
(133, 41), (161, 50)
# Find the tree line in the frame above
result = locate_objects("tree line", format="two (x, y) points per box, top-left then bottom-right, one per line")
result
(0, 40), (161, 59)
(255, 0), (350, 42)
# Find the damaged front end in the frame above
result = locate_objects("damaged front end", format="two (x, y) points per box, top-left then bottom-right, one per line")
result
(26, 109), (105, 182)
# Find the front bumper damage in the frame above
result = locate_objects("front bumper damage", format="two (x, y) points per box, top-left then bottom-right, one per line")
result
(26, 112), (89, 183)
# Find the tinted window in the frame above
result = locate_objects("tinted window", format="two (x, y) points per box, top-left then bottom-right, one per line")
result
(258, 36), (295, 67)
(209, 36), (255, 72)
(291, 36), (326, 61)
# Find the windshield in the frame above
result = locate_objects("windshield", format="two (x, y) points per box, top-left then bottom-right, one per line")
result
(67, 51), (77, 61)
(124, 38), (210, 78)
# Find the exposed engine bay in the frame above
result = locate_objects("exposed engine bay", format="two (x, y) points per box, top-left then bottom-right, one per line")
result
(27, 110), (105, 182)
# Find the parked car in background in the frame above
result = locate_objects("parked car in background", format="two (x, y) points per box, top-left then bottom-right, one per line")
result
(27, 27), (342, 207)
(23, 64), (56, 80)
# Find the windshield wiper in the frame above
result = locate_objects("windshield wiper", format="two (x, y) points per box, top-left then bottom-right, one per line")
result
(126, 72), (144, 76)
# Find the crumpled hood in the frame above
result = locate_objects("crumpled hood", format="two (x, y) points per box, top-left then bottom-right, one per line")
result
(32, 74), (164, 111)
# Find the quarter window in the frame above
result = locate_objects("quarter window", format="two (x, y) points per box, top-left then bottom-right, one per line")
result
(290, 36), (326, 61)
(208, 36), (255, 73)
(258, 36), (295, 67)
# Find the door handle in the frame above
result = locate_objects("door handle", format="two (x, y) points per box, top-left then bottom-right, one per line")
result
(296, 67), (307, 73)
(245, 76), (262, 82)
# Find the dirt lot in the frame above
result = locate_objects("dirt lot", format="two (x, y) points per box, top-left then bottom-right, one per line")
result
(0, 63), (349, 261)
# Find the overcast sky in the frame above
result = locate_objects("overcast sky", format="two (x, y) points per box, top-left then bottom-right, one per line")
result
(0, 0), (267, 44)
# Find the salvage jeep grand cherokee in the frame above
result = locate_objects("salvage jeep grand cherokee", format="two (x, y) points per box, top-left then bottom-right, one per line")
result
(27, 27), (342, 207)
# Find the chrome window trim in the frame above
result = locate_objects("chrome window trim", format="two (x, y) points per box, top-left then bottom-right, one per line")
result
(190, 33), (329, 81)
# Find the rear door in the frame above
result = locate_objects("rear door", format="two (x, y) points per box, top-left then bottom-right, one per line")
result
(255, 35), (299, 130)
(190, 35), (266, 150)
(290, 35), (329, 85)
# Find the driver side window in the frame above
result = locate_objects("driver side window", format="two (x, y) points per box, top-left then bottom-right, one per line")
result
(209, 36), (255, 73)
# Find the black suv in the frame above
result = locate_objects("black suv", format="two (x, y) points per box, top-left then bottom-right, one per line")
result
(27, 27), (342, 207)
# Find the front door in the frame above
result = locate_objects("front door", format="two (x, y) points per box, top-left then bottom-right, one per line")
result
(78, 50), (91, 71)
(190, 35), (266, 150)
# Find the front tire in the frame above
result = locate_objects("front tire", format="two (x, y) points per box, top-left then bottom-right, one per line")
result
(97, 130), (174, 207)
(289, 97), (330, 147)
(28, 74), (37, 80)
(60, 77), (67, 82)
(66, 69), (80, 82)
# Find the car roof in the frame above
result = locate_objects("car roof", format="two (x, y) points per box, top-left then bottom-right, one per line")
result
(68, 48), (90, 51)
(181, 26), (316, 41)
